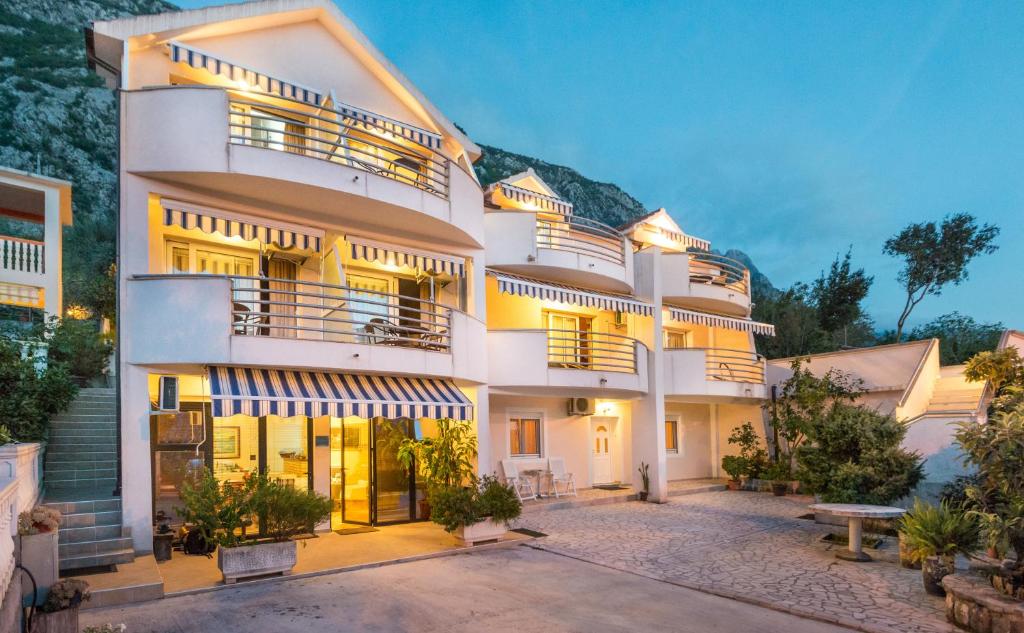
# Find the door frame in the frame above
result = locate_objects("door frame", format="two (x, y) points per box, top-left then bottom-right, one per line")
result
(589, 415), (618, 485)
(339, 417), (420, 527)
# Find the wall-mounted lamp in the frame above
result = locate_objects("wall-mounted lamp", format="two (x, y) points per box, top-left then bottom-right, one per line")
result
(599, 377), (608, 385)
(352, 353), (360, 358)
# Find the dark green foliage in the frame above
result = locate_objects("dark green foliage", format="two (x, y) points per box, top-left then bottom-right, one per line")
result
(429, 476), (523, 533)
(250, 472), (333, 542)
(0, 335), (77, 441)
(45, 316), (112, 380)
(796, 403), (923, 504)
(720, 455), (746, 481)
(727, 421), (768, 479)
(884, 212), (999, 341)
(898, 499), (980, 563)
(475, 475), (522, 525)
(812, 248), (873, 334)
(903, 312), (1005, 365)
(941, 473), (984, 510)
(753, 283), (829, 359)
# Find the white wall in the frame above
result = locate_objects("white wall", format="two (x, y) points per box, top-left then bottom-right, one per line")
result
(664, 404), (712, 480)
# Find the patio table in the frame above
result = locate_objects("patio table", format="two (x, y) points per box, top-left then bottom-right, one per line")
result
(520, 469), (550, 499)
(809, 503), (906, 562)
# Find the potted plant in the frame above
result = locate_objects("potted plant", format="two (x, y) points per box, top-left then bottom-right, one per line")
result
(179, 469), (332, 584)
(17, 505), (61, 606)
(764, 461), (792, 496)
(397, 418), (478, 520)
(32, 578), (89, 633)
(721, 455), (746, 491)
(727, 422), (768, 489)
(637, 461), (650, 501)
(430, 475), (522, 545)
(898, 499), (979, 596)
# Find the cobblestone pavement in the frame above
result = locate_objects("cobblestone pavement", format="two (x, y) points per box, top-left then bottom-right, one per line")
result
(516, 491), (954, 633)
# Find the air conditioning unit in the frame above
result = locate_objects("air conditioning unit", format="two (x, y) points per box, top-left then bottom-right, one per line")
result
(158, 376), (180, 412)
(567, 397), (595, 416)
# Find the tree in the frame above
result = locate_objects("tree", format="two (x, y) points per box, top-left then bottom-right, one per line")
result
(811, 248), (873, 340)
(964, 347), (1024, 414)
(753, 283), (830, 359)
(906, 312), (1004, 365)
(883, 213), (999, 342)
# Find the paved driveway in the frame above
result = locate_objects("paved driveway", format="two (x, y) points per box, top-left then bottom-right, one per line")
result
(81, 546), (851, 633)
(518, 491), (952, 633)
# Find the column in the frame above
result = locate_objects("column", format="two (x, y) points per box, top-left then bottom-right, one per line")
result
(631, 247), (667, 501)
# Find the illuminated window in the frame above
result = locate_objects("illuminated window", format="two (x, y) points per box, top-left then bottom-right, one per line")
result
(665, 419), (679, 454)
(665, 329), (691, 349)
(510, 415), (541, 458)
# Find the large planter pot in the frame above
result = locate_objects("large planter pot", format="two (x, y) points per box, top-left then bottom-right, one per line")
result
(771, 482), (788, 496)
(16, 531), (59, 606)
(153, 532), (174, 562)
(726, 479), (742, 491)
(897, 532), (921, 570)
(454, 518), (507, 546)
(922, 555), (955, 597)
(31, 607), (79, 633)
(217, 540), (297, 584)
(418, 499), (431, 521)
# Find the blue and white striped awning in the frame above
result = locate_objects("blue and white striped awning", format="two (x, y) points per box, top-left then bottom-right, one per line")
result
(163, 202), (322, 252)
(336, 101), (442, 151)
(208, 366), (473, 420)
(667, 306), (775, 336)
(167, 41), (325, 107)
(489, 270), (653, 316)
(492, 182), (573, 215)
(348, 235), (465, 276)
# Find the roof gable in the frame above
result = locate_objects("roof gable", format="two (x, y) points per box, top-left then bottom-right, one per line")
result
(499, 168), (560, 198)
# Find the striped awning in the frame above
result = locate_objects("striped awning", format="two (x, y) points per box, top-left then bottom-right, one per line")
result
(163, 201), (322, 252)
(489, 270), (654, 316)
(493, 182), (573, 215)
(335, 101), (442, 151)
(647, 225), (710, 251)
(347, 236), (465, 276)
(667, 307), (775, 336)
(208, 366), (473, 420)
(167, 41), (325, 107)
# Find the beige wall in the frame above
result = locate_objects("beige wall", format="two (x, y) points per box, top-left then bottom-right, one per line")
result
(664, 403), (712, 479)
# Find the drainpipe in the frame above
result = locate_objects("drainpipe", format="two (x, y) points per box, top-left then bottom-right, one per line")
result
(770, 384), (780, 463)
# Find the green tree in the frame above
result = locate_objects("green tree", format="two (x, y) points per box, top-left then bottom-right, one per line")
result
(906, 312), (1004, 365)
(811, 248), (873, 341)
(753, 283), (830, 359)
(0, 336), (77, 441)
(883, 213), (999, 342)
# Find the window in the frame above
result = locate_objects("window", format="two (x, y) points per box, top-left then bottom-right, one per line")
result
(510, 415), (541, 458)
(665, 418), (679, 454)
(665, 329), (691, 349)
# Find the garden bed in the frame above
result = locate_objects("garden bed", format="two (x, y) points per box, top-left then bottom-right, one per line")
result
(943, 574), (1024, 632)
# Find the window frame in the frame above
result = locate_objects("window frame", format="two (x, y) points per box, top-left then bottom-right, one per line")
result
(507, 410), (544, 459)
(665, 415), (681, 455)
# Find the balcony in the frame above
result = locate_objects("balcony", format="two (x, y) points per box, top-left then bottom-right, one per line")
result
(1, 236), (45, 282)
(123, 274), (487, 383)
(485, 211), (633, 293)
(664, 347), (767, 402)
(122, 86), (483, 247)
(487, 329), (649, 397)
(661, 251), (751, 316)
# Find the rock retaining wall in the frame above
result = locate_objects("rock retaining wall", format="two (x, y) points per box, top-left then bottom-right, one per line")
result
(943, 574), (1024, 632)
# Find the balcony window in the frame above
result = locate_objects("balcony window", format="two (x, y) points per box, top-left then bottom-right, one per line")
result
(665, 329), (691, 349)
(546, 312), (591, 368)
(510, 415), (542, 458)
(665, 418), (679, 454)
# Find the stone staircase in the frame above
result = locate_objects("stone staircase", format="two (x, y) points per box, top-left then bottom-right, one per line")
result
(926, 368), (986, 416)
(43, 387), (135, 571)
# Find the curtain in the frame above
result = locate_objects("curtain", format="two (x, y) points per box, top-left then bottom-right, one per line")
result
(267, 258), (297, 338)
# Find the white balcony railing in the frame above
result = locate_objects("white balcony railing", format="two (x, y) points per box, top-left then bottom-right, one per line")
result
(669, 347), (765, 384)
(688, 252), (749, 296)
(1, 236), (45, 276)
(546, 329), (639, 373)
(227, 94), (450, 199)
(536, 215), (626, 265)
(227, 275), (453, 352)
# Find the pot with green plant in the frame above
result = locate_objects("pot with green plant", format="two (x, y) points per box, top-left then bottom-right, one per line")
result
(637, 461), (651, 501)
(764, 461), (792, 496)
(721, 455), (746, 491)
(31, 578), (89, 633)
(898, 499), (979, 596)
(430, 475), (522, 545)
(397, 418), (478, 521)
(17, 505), (61, 606)
(179, 469), (332, 584)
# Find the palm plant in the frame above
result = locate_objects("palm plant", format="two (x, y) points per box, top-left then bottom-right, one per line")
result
(899, 499), (980, 563)
(397, 418), (478, 490)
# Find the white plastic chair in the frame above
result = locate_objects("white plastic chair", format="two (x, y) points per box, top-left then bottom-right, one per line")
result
(547, 457), (576, 498)
(501, 459), (537, 502)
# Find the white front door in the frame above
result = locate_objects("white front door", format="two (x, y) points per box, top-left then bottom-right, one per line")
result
(591, 420), (613, 484)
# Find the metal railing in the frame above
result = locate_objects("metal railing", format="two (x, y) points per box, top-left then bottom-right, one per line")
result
(536, 214), (625, 265)
(227, 94), (450, 199)
(688, 251), (749, 295)
(670, 347), (765, 384)
(546, 329), (638, 373)
(227, 275), (452, 351)
(1, 236), (45, 275)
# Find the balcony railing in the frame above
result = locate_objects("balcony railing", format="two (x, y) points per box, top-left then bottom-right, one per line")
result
(227, 94), (450, 199)
(536, 214), (625, 265)
(688, 252), (749, 295)
(671, 347), (765, 384)
(226, 275), (452, 351)
(1, 237), (44, 275)
(547, 329), (638, 373)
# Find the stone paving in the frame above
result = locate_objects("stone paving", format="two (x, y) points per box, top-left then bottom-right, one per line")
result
(516, 490), (954, 633)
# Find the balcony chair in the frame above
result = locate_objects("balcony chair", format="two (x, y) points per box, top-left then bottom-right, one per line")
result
(363, 318), (395, 345)
(500, 459), (537, 502)
(547, 457), (577, 498)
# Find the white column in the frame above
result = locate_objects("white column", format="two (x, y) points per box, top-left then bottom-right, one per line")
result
(475, 386), (491, 478)
(710, 404), (721, 478)
(42, 187), (62, 319)
(631, 247), (667, 501)
(121, 363), (153, 552)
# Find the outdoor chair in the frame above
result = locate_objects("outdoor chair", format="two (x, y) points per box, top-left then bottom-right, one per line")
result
(547, 457), (577, 498)
(500, 459), (537, 502)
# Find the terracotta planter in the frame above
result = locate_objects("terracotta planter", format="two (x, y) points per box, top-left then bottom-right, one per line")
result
(16, 531), (59, 606)
(217, 540), (297, 584)
(897, 532), (921, 570)
(454, 518), (507, 546)
(727, 479), (741, 491)
(922, 555), (954, 596)
(771, 482), (787, 496)
(31, 607), (79, 633)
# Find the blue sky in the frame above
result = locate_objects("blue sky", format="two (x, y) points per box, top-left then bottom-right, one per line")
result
(176, 0), (1023, 331)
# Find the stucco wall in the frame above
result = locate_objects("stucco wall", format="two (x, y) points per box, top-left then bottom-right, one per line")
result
(664, 403), (712, 479)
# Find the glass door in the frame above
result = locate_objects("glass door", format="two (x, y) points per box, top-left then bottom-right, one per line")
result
(548, 313), (581, 366)
(373, 418), (415, 524)
(339, 417), (371, 525)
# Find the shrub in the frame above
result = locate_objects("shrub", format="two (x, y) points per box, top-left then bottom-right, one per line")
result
(721, 455), (746, 481)
(727, 422), (768, 479)
(250, 474), (333, 542)
(18, 506), (60, 534)
(0, 335), (77, 441)
(476, 475), (522, 525)
(763, 460), (793, 483)
(796, 403), (923, 504)
(45, 316), (112, 381)
(397, 418), (478, 491)
(41, 578), (89, 613)
(898, 499), (980, 563)
(430, 476), (522, 533)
